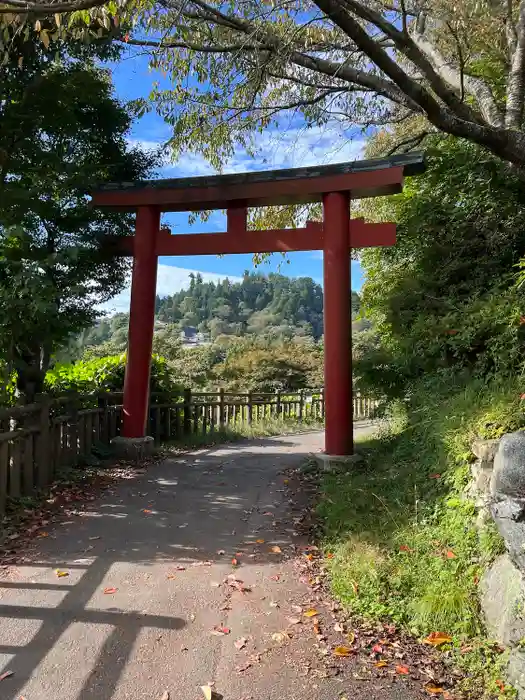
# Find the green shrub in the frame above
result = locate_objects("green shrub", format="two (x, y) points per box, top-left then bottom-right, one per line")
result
(45, 354), (181, 400)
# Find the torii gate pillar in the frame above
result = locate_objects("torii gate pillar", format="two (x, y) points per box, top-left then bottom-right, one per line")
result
(122, 205), (160, 437)
(323, 192), (352, 456)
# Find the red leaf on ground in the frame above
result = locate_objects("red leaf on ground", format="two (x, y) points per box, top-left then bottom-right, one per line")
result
(0, 671), (13, 681)
(104, 587), (118, 595)
(423, 632), (452, 647)
(496, 680), (505, 693)
(231, 558), (239, 566)
(426, 685), (444, 695)
(399, 545), (412, 553)
(429, 474), (441, 479)
(142, 509), (152, 514)
(396, 665), (410, 675)
(212, 626), (230, 636)
(445, 550), (456, 559)
(372, 644), (383, 654)
(270, 574), (281, 581)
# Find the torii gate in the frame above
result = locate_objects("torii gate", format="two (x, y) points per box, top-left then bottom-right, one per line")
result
(91, 153), (424, 457)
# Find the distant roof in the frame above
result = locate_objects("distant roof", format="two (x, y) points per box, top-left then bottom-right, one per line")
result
(91, 152), (425, 212)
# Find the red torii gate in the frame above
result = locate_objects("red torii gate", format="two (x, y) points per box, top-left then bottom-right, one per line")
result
(91, 153), (424, 457)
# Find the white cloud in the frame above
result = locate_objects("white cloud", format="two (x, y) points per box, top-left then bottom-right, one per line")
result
(99, 263), (242, 315)
(132, 122), (366, 181)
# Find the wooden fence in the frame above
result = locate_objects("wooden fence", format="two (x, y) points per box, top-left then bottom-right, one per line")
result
(0, 389), (378, 515)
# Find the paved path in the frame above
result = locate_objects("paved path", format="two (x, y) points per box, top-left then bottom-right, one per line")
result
(0, 426), (415, 700)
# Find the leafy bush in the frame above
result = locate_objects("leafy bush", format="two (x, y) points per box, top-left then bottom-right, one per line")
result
(318, 373), (520, 697)
(45, 354), (181, 400)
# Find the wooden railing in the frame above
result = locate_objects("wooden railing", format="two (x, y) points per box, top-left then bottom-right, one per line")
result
(0, 389), (378, 515)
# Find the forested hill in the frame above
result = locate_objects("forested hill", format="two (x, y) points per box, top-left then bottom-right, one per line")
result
(81, 272), (361, 349)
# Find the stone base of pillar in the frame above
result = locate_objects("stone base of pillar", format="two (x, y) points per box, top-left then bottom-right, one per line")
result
(110, 435), (155, 461)
(313, 452), (363, 472)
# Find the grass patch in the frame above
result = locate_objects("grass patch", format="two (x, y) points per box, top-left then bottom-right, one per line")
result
(166, 416), (324, 451)
(317, 374), (521, 696)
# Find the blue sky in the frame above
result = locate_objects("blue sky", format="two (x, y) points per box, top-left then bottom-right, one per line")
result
(104, 49), (366, 313)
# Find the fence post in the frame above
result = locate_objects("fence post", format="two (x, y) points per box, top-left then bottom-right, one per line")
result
(248, 392), (253, 425)
(98, 395), (109, 444)
(298, 390), (304, 422)
(0, 439), (8, 517)
(68, 398), (79, 465)
(219, 388), (225, 429)
(183, 388), (192, 435)
(276, 391), (282, 419)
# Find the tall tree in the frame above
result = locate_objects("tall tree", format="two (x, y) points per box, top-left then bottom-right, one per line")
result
(0, 39), (155, 400)
(2, 1), (524, 168)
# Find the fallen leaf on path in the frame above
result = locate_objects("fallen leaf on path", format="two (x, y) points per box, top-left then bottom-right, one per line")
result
(234, 637), (247, 650)
(270, 545), (282, 554)
(212, 626), (230, 636)
(372, 644), (383, 654)
(160, 692), (170, 700)
(231, 558), (239, 566)
(283, 479), (289, 485)
(347, 631), (355, 645)
(175, 565), (186, 571)
(0, 671), (13, 681)
(256, 539), (265, 544)
(496, 680), (506, 692)
(55, 570), (69, 578)
(334, 646), (353, 657)
(166, 574), (176, 580)
(142, 509), (152, 514)
(270, 575), (281, 581)
(291, 604), (302, 613)
(396, 665), (410, 675)
(201, 685), (213, 700)
(210, 581), (221, 588)
(423, 632), (452, 647)
(334, 622), (344, 632)
(303, 609), (318, 617)
(104, 587), (118, 594)
(89, 536), (101, 541)
(37, 532), (49, 538)
(287, 617), (301, 625)
(326, 552), (334, 559)
(426, 685), (444, 695)
(237, 661), (253, 673)
(374, 661), (388, 668)
(269, 601), (279, 608)
(272, 631), (290, 643)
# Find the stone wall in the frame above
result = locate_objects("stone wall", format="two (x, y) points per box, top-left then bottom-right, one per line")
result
(472, 433), (525, 696)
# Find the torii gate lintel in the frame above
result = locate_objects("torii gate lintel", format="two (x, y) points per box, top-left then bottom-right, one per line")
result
(91, 153), (425, 457)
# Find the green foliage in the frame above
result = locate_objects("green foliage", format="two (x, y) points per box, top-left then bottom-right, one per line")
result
(45, 354), (180, 398)
(0, 38), (155, 400)
(358, 137), (525, 395)
(79, 273), (360, 353)
(211, 337), (323, 392)
(318, 373), (522, 696)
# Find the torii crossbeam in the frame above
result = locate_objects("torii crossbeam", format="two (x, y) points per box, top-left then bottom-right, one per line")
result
(91, 152), (425, 457)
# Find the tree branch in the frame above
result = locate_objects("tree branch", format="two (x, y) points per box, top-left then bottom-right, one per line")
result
(337, 0), (496, 127)
(505, 0), (525, 128)
(0, 0), (109, 14)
